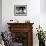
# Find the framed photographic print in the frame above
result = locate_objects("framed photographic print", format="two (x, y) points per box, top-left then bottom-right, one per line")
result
(14, 5), (27, 16)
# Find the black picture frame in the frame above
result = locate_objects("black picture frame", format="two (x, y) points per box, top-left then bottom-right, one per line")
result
(14, 5), (27, 16)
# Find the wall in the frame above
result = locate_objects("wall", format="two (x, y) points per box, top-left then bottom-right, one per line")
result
(0, 0), (2, 32)
(2, 0), (46, 46)
(2, 0), (40, 30)
(40, 0), (46, 31)
(2, 0), (40, 46)
(40, 0), (46, 13)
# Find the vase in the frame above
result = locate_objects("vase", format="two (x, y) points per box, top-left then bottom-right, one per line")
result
(39, 40), (45, 46)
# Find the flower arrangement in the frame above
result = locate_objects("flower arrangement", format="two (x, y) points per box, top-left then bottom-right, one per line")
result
(36, 25), (45, 42)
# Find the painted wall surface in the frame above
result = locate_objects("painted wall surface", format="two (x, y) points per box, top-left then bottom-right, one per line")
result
(0, 0), (2, 32)
(2, 0), (40, 31)
(2, 0), (46, 46)
(40, 0), (46, 31)
(40, 0), (46, 13)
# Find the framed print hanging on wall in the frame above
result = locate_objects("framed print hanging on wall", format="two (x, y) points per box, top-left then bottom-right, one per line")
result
(14, 5), (27, 16)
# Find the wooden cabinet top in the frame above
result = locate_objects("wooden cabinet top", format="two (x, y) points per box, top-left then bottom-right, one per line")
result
(7, 23), (34, 25)
(7, 23), (34, 32)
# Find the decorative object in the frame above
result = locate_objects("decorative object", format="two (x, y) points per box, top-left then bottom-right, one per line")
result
(8, 19), (19, 23)
(1, 31), (12, 46)
(0, 32), (5, 46)
(44, 31), (46, 40)
(36, 25), (45, 46)
(25, 20), (30, 23)
(14, 5), (27, 16)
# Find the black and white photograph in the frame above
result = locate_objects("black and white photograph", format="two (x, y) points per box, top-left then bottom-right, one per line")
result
(14, 5), (27, 16)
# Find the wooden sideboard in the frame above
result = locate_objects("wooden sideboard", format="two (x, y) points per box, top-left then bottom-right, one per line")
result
(7, 23), (34, 46)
